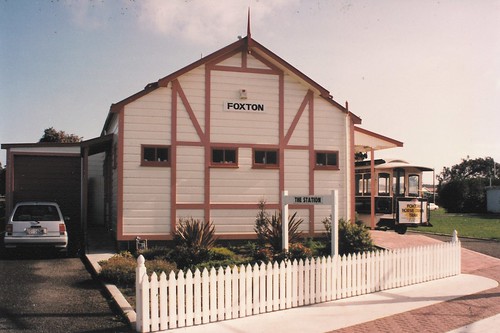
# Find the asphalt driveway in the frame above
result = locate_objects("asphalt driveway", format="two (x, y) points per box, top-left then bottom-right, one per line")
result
(0, 250), (132, 333)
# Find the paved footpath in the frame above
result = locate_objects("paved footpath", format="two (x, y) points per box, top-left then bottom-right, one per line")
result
(330, 231), (500, 333)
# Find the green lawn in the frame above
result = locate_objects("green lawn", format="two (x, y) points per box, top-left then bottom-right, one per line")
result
(417, 209), (500, 240)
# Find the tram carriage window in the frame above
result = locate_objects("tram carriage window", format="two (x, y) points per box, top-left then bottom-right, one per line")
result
(408, 174), (420, 197)
(378, 173), (390, 196)
(364, 174), (371, 195)
(393, 169), (405, 197)
(355, 174), (362, 195)
(355, 173), (372, 195)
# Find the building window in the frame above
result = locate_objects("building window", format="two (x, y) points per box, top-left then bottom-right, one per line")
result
(253, 149), (278, 168)
(211, 147), (238, 167)
(141, 145), (170, 167)
(315, 151), (339, 169)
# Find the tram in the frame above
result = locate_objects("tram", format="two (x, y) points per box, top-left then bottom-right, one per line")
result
(355, 158), (434, 234)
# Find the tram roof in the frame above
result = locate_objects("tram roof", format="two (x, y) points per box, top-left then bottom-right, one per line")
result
(375, 162), (434, 172)
(356, 158), (433, 172)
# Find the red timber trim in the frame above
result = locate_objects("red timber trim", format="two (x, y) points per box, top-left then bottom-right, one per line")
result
(308, 92), (315, 234)
(283, 90), (316, 234)
(215, 234), (259, 240)
(119, 234), (174, 241)
(170, 78), (209, 234)
(284, 91), (313, 145)
(177, 203), (281, 210)
(172, 79), (206, 142)
(200, 48), (283, 227)
(204, 64), (212, 223)
(170, 80), (178, 233)
(350, 118), (357, 222)
(117, 110), (125, 240)
(211, 65), (276, 75)
(354, 126), (403, 147)
(278, 73), (285, 206)
(242, 49), (248, 68)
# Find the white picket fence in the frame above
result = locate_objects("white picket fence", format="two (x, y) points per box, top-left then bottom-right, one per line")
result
(135, 240), (461, 332)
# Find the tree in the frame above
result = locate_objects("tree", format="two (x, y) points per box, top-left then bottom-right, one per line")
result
(437, 157), (500, 213)
(355, 152), (367, 161)
(39, 127), (82, 143)
(437, 156), (498, 183)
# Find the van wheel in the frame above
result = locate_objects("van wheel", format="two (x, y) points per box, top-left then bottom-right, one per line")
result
(395, 225), (407, 234)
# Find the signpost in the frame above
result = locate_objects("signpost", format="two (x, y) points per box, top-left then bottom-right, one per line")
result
(282, 190), (339, 256)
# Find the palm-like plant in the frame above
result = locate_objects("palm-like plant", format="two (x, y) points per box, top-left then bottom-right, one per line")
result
(254, 205), (303, 253)
(174, 217), (216, 250)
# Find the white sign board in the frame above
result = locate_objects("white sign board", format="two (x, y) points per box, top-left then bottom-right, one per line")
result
(282, 190), (339, 256)
(283, 195), (332, 205)
(398, 199), (428, 224)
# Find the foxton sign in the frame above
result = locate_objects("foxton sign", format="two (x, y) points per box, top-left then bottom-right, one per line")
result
(223, 101), (265, 112)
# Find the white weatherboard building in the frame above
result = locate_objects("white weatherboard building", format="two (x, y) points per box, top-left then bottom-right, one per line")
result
(3, 29), (402, 249)
(97, 32), (372, 244)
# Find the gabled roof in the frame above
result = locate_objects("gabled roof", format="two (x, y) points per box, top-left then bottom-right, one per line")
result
(102, 35), (361, 133)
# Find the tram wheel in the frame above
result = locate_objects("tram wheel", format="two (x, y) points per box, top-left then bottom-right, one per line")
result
(395, 225), (407, 234)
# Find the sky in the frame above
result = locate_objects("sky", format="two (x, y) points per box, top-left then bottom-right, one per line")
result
(1, 0), (499, 183)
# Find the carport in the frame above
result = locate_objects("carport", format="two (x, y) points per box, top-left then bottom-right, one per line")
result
(2, 134), (113, 254)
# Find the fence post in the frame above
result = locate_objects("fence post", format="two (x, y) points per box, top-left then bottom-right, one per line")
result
(136, 255), (147, 332)
(331, 190), (339, 256)
(451, 230), (461, 274)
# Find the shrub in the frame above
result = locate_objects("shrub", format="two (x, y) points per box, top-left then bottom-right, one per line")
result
(146, 259), (177, 277)
(209, 247), (236, 261)
(304, 237), (327, 257)
(173, 217), (217, 269)
(99, 251), (136, 286)
(252, 247), (274, 264)
(138, 246), (172, 261)
(170, 245), (211, 270)
(322, 217), (375, 255)
(99, 251), (177, 287)
(288, 242), (313, 260)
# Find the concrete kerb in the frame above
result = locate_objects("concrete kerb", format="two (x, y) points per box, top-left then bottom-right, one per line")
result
(83, 253), (137, 329)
